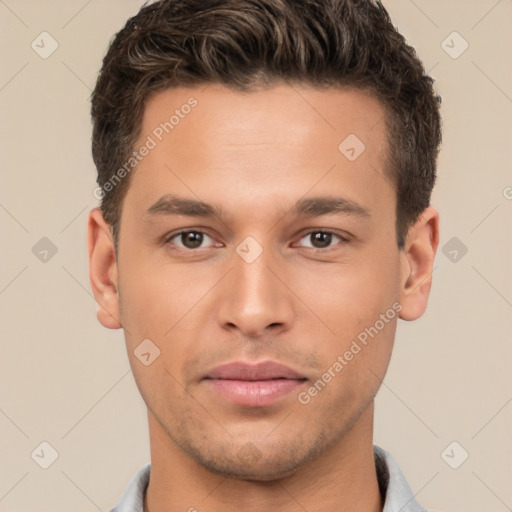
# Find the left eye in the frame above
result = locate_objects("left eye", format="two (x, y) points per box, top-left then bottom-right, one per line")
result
(168, 231), (216, 250)
(296, 231), (344, 249)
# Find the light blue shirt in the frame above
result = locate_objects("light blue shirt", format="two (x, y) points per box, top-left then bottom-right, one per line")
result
(110, 444), (431, 511)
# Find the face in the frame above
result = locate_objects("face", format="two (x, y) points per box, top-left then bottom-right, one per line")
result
(89, 83), (435, 481)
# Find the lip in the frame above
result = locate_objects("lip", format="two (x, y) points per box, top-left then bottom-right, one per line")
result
(204, 361), (306, 380)
(203, 361), (307, 407)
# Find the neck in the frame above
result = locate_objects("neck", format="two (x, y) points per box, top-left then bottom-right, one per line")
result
(144, 402), (383, 512)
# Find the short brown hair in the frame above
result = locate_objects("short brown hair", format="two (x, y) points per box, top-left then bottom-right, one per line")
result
(91, 0), (442, 249)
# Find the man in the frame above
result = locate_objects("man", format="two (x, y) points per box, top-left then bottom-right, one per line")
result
(87, 0), (441, 510)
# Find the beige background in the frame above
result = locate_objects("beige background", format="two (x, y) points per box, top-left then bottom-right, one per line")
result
(0, 0), (511, 511)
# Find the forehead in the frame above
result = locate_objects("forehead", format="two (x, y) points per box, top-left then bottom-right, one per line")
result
(140, 83), (388, 151)
(125, 83), (393, 224)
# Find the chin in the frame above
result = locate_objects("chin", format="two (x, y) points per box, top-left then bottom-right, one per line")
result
(178, 435), (327, 482)
(197, 455), (303, 481)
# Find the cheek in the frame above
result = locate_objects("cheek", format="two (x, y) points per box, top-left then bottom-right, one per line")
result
(118, 250), (197, 338)
(296, 252), (400, 329)
(290, 247), (400, 386)
(117, 255), (210, 389)
(118, 267), (192, 411)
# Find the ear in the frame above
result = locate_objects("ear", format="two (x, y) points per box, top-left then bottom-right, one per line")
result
(398, 206), (440, 321)
(87, 208), (122, 329)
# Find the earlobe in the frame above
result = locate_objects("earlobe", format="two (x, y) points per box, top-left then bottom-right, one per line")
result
(398, 206), (440, 321)
(87, 208), (122, 329)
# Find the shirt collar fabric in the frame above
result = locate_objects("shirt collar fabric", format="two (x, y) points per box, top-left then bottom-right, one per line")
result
(110, 444), (430, 512)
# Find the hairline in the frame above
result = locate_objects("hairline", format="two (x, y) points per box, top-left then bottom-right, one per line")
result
(110, 80), (401, 254)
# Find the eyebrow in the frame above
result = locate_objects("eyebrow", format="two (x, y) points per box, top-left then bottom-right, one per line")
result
(144, 194), (371, 221)
(291, 196), (371, 218)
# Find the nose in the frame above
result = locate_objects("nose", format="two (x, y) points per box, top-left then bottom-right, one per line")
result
(216, 243), (295, 338)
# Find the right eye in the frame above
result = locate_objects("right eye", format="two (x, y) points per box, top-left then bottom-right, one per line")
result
(165, 230), (219, 251)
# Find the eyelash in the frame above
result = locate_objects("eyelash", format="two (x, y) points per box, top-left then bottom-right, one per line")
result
(164, 229), (350, 253)
(296, 229), (350, 251)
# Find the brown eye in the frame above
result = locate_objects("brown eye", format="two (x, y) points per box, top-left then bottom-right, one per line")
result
(297, 231), (344, 250)
(310, 232), (332, 248)
(168, 231), (213, 250)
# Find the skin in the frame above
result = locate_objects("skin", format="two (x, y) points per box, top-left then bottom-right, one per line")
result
(88, 83), (439, 512)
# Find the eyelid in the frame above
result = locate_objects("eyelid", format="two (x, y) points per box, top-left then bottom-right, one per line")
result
(163, 227), (351, 252)
(294, 228), (350, 250)
(164, 228), (220, 250)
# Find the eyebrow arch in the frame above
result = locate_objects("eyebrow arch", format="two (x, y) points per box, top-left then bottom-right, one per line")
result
(291, 196), (371, 218)
(143, 194), (371, 221)
(145, 194), (220, 218)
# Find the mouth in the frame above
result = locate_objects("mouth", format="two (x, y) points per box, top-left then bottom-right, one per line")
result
(202, 361), (308, 407)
